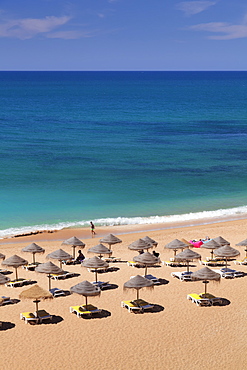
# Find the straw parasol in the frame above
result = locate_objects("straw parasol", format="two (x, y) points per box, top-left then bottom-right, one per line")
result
(141, 236), (158, 248)
(0, 253), (5, 261)
(236, 238), (247, 257)
(212, 236), (230, 246)
(81, 257), (109, 283)
(35, 261), (64, 290)
(124, 275), (154, 300)
(99, 234), (122, 251)
(46, 249), (73, 268)
(19, 284), (52, 312)
(191, 267), (221, 295)
(214, 245), (240, 270)
(133, 251), (160, 276)
(0, 272), (10, 285)
(174, 249), (201, 272)
(200, 239), (221, 260)
(88, 244), (112, 258)
(62, 236), (85, 259)
(70, 280), (101, 309)
(2, 255), (28, 280)
(22, 243), (45, 264)
(128, 239), (151, 252)
(164, 239), (188, 256)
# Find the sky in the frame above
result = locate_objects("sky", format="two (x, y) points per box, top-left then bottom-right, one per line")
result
(0, 0), (247, 71)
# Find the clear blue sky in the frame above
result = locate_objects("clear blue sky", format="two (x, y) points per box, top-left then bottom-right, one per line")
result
(0, 0), (246, 70)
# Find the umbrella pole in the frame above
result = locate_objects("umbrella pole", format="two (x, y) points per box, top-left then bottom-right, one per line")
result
(34, 299), (40, 313)
(137, 289), (139, 300)
(95, 271), (98, 283)
(145, 266), (147, 277)
(174, 250), (177, 257)
(85, 296), (88, 309)
(187, 261), (190, 273)
(72, 246), (76, 259)
(204, 281), (209, 295)
(245, 248), (247, 258)
(48, 274), (51, 291)
(60, 260), (62, 268)
(15, 267), (18, 280)
(211, 250), (214, 260)
(33, 253), (36, 264)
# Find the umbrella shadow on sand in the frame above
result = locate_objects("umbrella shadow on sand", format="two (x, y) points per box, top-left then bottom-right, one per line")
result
(0, 322), (15, 331)
(100, 283), (118, 291)
(97, 267), (120, 274)
(40, 315), (64, 325)
(80, 309), (111, 320)
(157, 278), (170, 286)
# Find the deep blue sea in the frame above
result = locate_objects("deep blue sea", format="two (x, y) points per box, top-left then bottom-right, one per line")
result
(1, 71), (247, 238)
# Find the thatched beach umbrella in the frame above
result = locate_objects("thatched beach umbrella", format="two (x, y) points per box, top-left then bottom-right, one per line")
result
(2, 255), (28, 280)
(100, 234), (122, 251)
(236, 238), (247, 257)
(212, 236), (230, 246)
(88, 244), (112, 258)
(164, 239), (188, 257)
(142, 236), (158, 248)
(174, 249), (201, 272)
(0, 272), (10, 285)
(133, 251), (160, 276)
(70, 280), (101, 309)
(124, 275), (154, 300)
(46, 249), (73, 268)
(35, 261), (64, 290)
(191, 267), (221, 295)
(200, 239), (221, 260)
(19, 284), (52, 312)
(22, 243), (45, 264)
(62, 236), (85, 259)
(81, 257), (109, 283)
(0, 253), (5, 261)
(128, 239), (151, 252)
(214, 245), (240, 270)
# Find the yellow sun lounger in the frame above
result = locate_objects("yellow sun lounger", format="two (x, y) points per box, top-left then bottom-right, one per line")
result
(234, 259), (247, 265)
(50, 271), (76, 280)
(20, 312), (39, 324)
(5, 278), (31, 288)
(187, 293), (212, 306)
(121, 299), (154, 313)
(70, 304), (102, 318)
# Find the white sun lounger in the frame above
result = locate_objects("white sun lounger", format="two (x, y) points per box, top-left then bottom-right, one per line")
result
(212, 268), (244, 278)
(171, 271), (193, 281)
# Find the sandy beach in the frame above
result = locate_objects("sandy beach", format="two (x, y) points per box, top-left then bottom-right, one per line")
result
(0, 219), (247, 370)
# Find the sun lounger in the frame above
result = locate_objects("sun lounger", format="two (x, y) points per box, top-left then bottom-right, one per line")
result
(70, 304), (102, 317)
(234, 259), (247, 265)
(121, 299), (154, 313)
(127, 261), (145, 268)
(162, 260), (187, 267)
(35, 310), (53, 323)
(49, 288), (66, 297)
(199, 293), (222, 305)
(0, 269), (9, 275)
(20, 312), (39, 324)
(143, 274), (160, 284)
(5, 278), (32, 288)
(0, 296), (14, 306)
(187, 293), (212, 306)
(91, 281), (110, 290)
(199, 260), (225, 266)
(171, 271), (193, 281)
(22, 262), (41, 271)
(50, 271), (76, 280)
(102, 256), (121, 262)
(212, 268), (244, 278)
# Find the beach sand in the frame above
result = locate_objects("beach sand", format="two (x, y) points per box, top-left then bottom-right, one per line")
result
(0, 219), (246, 370)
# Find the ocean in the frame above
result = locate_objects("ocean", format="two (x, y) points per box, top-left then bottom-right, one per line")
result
(1, 71), (247, 238)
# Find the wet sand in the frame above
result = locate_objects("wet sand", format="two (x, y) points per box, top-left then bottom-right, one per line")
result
(0, 219), (247, 370)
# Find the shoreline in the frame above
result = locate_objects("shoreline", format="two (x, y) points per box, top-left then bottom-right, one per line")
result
(1, 214), (247, 245)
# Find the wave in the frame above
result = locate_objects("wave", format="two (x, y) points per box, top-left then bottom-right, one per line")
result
(1, 205), (247, 240)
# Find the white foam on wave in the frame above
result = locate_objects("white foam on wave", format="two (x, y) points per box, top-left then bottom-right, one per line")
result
(1, 205), (247, 239)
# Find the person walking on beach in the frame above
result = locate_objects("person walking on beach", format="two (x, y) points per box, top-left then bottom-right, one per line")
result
(90, 221), (96, 237)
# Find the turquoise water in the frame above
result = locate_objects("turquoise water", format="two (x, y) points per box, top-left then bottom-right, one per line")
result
(1, 71), (247, 237)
